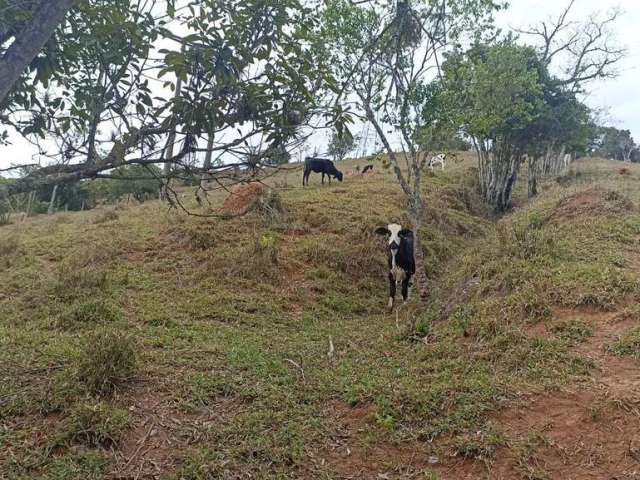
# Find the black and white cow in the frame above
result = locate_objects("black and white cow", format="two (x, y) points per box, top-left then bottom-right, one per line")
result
(302, 157), (344, 186)
(375, 223), (415, 309)
(361, 164), (374, 174)
(428, 153), (446, 170)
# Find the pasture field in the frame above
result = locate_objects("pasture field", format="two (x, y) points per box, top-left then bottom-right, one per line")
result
(2, 156), (640, 479)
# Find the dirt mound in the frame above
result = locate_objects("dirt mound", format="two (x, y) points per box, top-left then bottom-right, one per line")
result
(221, 182), (268, 216)
(548, 188), (634, 224)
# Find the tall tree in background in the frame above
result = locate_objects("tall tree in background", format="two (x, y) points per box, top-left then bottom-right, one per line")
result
(515, 0), (625, 195)
(442, 41), (546, 211)
(327, 130), (358, 162)
(594, 127), (636, 162)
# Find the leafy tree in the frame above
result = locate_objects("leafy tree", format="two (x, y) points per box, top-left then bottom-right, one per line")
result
(593, 127), (636, 162)
(327, 130), (358, 162)
(37, 181), (94, 212)
(524, 78), (592, 197)
(442, 40), (546, 211)
(1, 0), (345, 213)
(0, 0), (78, 106)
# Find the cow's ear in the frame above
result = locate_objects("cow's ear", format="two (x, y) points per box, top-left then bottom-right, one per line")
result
(374, 227), (390, 236)
(399, 229), (413, 238)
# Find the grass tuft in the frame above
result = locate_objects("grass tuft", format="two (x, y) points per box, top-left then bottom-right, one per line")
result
(74, 329), (137, 396)
(58, 401), (129, 448)
(93, 209), (119, 224)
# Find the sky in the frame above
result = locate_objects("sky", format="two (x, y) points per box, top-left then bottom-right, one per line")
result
(1, 0), (639, 170)
(498, 0), (640, 136)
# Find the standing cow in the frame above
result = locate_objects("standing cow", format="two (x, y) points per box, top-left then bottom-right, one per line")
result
(302, 157), (344, 186)
(375, 223), (416, 309)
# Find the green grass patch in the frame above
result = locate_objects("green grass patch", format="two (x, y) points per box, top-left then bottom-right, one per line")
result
(609, 327), (640, 358)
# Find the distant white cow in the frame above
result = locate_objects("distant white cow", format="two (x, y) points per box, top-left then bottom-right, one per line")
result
(428, 153), (446, 171)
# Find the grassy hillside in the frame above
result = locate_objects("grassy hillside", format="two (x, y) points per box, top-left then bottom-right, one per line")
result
(2, 156), (640, 479)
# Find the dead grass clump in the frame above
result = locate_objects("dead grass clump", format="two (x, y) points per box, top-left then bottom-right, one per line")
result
(75, 329), (137, 396)
(93, 209), (119, 224)
(0, 234), (20, 257)
(52, 265), (110, 302)
(186, 227), (217, 250)
(496, 222), (556, 261)
(619, 167), (631, 176)
(252, 189), (288, 229)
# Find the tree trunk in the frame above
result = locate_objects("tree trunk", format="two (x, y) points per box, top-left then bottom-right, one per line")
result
(47, 184), (58, 215)
(160, 76), (183, 201)
(527, 156), (539, 198)
(25, 190), (34, 219)
(0, 0), (77, 107)
(197, 134), (215, 204)
(477, 144), (521, 212)
(403, 189), (428, 302)
(411, 217), (430, 301)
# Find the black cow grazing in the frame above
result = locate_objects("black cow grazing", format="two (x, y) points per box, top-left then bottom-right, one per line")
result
(302, 157), (343, 186)
(375, 224), (415, 309)
(361, 164), (374, 174)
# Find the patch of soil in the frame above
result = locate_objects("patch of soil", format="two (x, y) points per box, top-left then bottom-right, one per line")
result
(108, 383), (246, 479)
(220, 182), (268, 216)
(310, 401), (435, 479)
(438, 307), (640, 480)
(548, 188), (634, 224)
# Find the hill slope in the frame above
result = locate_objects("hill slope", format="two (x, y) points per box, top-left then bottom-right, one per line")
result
(2, 157), (640, 479)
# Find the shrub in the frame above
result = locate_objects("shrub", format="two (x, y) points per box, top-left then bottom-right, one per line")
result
(75, 329), (137, 396)
(0, 235), (19, 257)
(187, 228), (216, 250)
(93, 209), (119, 224)
(255, 232), (279, 265)
(53, 266), (110, 302)
(252, 189), (288, 228)
(234, 232), (280, 280)
(56, 299), (123, 330)
(59, 401), (129, 447)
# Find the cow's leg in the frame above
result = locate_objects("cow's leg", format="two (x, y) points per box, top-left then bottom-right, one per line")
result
(401, 275), (411, 303)
(302, 169), (307, 186)
(321, 172), (325, 184)
(388, 272), (396, 310)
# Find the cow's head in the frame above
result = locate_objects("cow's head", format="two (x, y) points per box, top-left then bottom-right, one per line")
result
(375, 224), (413, 251)
(335, 170), (344, 182)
